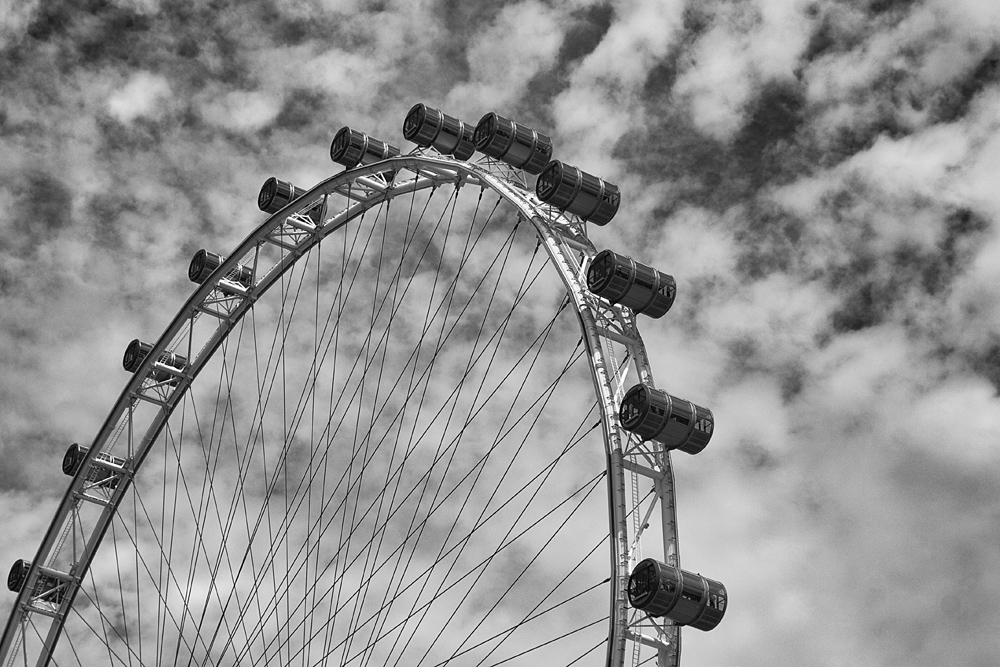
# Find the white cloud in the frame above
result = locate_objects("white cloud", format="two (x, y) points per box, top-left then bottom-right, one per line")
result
(711, 375), (792, 456)
(673, 0), (809, 141)
(107, 71), (173, 124)
(552, 0), (684, 165)
(198, 88), (283, 132)
(945, 232), (1000, 349)
(932, 0), (1000, 37)
(109, 0), (161, 13)
(580, 0), (682, 88)
(953, 89), (1000, 218)
(448, 1), (564, 113)
(904, 376), (1000, 466)
(648, 205), (737, 283)
(673, 24), (755, 141)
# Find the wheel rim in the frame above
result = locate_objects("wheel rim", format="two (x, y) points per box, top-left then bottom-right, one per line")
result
(1, 155), (682, 667)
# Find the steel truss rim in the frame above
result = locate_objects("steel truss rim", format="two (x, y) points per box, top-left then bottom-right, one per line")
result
(1, 152), (681, 667)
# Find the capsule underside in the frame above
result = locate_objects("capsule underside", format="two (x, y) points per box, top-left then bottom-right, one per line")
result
(223, 263), (254, 288)
(123, 339), (188, 384)
(190, 250), (254, 293)
(157, 350), (187, 371)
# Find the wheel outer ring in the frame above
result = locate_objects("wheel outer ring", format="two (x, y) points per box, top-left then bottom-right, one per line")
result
(0, 154), (680, 667)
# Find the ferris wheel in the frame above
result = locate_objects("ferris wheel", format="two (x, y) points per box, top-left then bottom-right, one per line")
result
(0, 103), (726, 667)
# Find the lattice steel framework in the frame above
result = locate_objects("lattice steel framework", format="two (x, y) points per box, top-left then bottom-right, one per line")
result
(0, 152), (684, 667)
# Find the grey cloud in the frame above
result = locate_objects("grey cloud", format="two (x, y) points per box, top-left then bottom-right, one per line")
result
(6, 169), (74, 238)
(523, 4), (615, 123)
(926, 47), (1000, 124)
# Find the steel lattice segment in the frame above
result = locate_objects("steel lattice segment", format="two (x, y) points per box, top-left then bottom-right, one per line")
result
(0, 153), (683, 667)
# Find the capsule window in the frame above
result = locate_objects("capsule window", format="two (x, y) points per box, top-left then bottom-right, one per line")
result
(619, 386), (648, 432)
(7, 560), (28, 593)
(258, 177), (305, 214)
(536, 165), (558, 201)
(188, 249), (219, 284)
(61, 443), (86, 477)
(681, 589), (702, 603)
(586, 254), (613, 293)
(473, 113), (497, 147)
(632, 265), (657, 291)
(626, 559), (661, 609)
(403, 104), (431, 143)
(669, 400), (692, 426)
(331, 127), (352, 163)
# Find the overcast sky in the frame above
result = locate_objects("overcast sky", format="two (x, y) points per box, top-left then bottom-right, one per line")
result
(1, 0), (999, 665)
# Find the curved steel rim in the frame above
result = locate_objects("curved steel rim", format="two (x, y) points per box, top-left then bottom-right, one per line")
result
(0, 153), (679, 667)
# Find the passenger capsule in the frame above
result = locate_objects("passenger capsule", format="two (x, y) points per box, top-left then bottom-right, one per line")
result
(61, 443), (87, 477)
(473, 112), (553, 175)
(189, 250), (254, 293)
(535, 161), (620, 226)
(7, 560), (66, 604)
(619, 384), (713, 454)
(62, 444), (126, 488)
(330, 126), (401, 168)
(402, 103), (475, 160)
(6, 560), (28, 593)
(587, 249), (676, 318)
(123, 339), (188, 384)
(258, 177), (306, 214)
(628, 558), (727, 631)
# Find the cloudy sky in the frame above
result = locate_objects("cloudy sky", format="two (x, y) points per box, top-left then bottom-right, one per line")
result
(2, 0), (1000, 665)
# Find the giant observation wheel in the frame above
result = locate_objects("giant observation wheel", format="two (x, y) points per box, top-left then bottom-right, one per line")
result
(0, 104), (726, 667)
